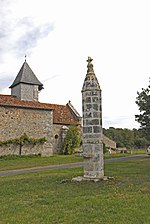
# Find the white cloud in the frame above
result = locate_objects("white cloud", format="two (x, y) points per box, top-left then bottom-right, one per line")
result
(0, 0), (149, 129)
(13, 22), (54, 57)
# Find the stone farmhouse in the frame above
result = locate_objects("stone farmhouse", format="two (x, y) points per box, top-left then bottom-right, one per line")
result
(0, 60), (116, 156)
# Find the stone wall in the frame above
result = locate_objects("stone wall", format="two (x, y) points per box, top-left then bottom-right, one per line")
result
(52, 124), (70, 153)
(11, 83), (39, 101)
(53, 124), (63, 153)
(0, 106), (53, 156)
(11, 84), (21, 99)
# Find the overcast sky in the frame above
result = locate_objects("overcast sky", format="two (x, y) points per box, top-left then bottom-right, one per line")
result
(0, 0), (150, 129)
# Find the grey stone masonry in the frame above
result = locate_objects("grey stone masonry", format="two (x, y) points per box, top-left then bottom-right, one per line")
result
(82, 57), (104, 179)
(0, 106), (53, 156)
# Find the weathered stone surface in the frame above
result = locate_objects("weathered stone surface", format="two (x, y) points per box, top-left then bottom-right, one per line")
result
(93, 126), (101, 133)
(86, 119), (99, 126)
(72, 175), (110, 182)
(84, 112), (92, 118)
(83, 139), (100, 144)
(93, 104), (99, 111)
(81, 57), (104, 180)
(0, 106), (53, 156)
(85, 97), (92, 103)
(83, 127), (92, 133)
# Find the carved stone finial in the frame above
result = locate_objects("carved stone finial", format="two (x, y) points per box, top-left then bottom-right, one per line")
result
(87, 56), (93, 63)
(87, 56), (94, 73)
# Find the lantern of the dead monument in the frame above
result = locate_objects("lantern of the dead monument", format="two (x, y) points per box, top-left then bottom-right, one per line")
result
(82, 57), (104, 180)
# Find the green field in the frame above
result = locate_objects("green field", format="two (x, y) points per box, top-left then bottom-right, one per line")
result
(0, 149), (146, 171)
(0, 155), (83, 171)
(0, 156), (149, 224)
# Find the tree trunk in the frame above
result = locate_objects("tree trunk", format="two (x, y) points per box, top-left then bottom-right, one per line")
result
(19, 145), (22, 156)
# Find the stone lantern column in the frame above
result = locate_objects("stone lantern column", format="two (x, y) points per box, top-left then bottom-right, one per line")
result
(82, 57), (104, 180)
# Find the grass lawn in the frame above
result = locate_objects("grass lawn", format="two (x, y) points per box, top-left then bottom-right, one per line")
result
(0, 157), (150, 224)
(0, 149), (146, 171)
(0, 155), (83, 171)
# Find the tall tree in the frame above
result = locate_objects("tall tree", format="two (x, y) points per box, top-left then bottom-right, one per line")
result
(135, 82), (150, 141)
(103, 127), (148, 149)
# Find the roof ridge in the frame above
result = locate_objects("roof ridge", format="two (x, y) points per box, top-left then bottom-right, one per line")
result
(0, 95), (80, 125)
(0, 94), (16, 97)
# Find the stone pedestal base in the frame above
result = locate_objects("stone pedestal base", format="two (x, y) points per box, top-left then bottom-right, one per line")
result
(72, 176), (109, 183)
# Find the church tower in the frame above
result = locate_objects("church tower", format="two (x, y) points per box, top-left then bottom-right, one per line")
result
(9, 60), (43, 101)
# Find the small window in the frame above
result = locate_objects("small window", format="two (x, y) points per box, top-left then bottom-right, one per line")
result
(55, 134), (59, 139)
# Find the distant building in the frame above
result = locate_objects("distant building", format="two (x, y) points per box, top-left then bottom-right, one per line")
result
(102, 134), (116, 149)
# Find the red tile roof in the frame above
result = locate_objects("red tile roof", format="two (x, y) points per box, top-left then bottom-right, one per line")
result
(0, 94), (80, 125)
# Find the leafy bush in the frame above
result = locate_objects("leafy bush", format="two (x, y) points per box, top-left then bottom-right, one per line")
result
(62, 125), (81, 155)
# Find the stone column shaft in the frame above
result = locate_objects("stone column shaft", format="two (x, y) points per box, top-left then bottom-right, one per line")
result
(82, 57), (104, 179)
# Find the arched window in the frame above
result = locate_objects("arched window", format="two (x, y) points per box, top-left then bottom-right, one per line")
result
(55, 134), (59, 139)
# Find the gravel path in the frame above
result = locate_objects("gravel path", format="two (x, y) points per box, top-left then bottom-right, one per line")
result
(0, 154), (147, 177)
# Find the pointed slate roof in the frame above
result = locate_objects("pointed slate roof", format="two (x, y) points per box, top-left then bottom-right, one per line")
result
(9, 60), (43, 90)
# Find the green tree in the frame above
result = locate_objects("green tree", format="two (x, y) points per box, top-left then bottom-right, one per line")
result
(135, 82), (150, 141)
(62, 125), (81, 155)
(103, 127), (148, 149)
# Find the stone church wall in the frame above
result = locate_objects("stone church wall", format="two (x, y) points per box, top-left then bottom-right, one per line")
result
(52, 124), (70, 154)
(0, 106), (53, 156)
